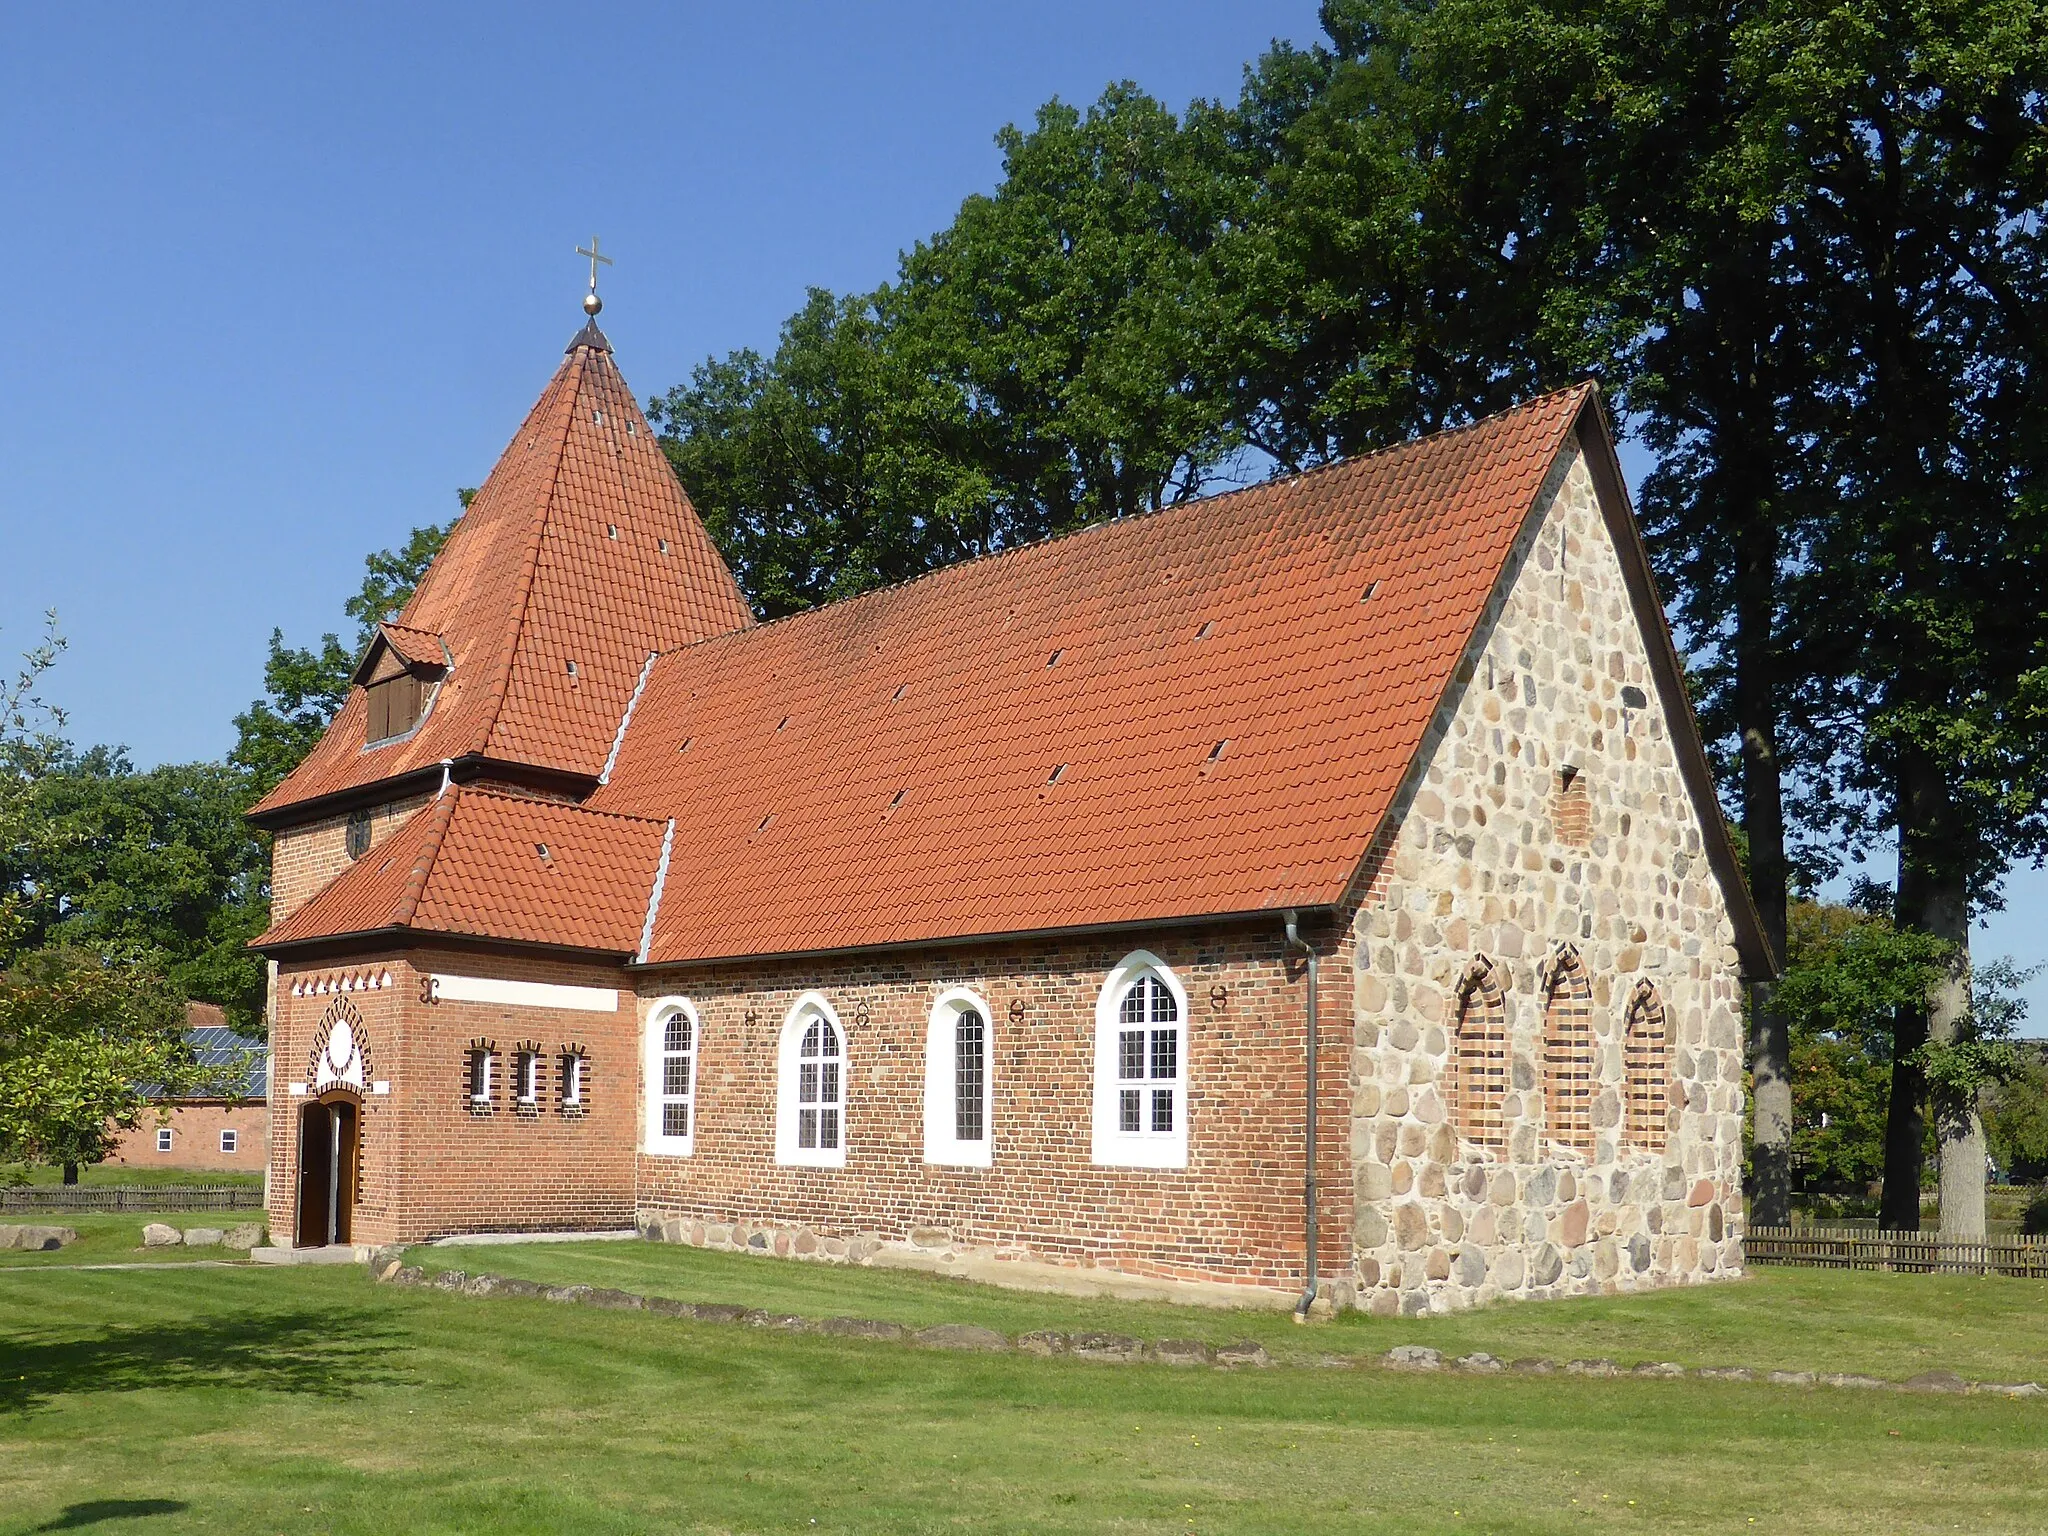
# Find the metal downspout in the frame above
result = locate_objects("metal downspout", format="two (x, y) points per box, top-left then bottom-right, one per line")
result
(1284, 910), (1319, 1320)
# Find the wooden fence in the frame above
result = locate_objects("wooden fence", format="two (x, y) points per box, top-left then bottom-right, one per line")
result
(1746, 1225), (2048, 1279)
(0, 1185), (263, 1214)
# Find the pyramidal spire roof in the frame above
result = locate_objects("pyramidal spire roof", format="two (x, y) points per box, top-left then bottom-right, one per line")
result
(251, 323), (754, 826)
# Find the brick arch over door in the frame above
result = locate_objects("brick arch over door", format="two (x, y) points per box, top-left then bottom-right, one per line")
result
(1452, 955), (1508, 1150)
(1540, 944), (1594, 1155)
(1623, 978), (1672, 1152)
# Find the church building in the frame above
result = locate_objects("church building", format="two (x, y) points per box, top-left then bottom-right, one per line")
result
(250, 301), (1770, 1316)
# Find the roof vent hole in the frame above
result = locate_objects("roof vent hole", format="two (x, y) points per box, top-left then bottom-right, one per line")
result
(1046, 649), (1063, 667)
(776, 716), (789, 732)
(892, 684), (908, 702)
(658, 539), (670, 555)
(678, 736), (692, 753)
(606, 525), (618, 540)
(534, 843), (551, 860)
(1047, 764), (1067, 785)
(757, 814), (773, 832)
(1195, 621), (1214, 640)
(1361, 581), (1380, 603)
(566, 660), (579, 678)
(887, 789), (907, 814)
(1207, 739), (1230, 764)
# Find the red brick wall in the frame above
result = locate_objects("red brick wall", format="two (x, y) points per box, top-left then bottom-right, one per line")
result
(633, 921), (1348, 1293)
(270, 794), (430, 922)
(265, 948), (637, 1246)
(104, 1102), (268, 1171)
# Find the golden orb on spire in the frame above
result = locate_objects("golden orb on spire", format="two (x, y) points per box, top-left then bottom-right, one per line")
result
(583, 290), (603, 317)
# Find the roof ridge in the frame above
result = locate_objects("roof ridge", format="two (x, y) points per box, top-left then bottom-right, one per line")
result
(633, 380), (1601, 670)
(390, 789), (462, 929)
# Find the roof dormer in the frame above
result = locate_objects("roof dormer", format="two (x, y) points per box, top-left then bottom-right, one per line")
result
(353, 623), (451, 748)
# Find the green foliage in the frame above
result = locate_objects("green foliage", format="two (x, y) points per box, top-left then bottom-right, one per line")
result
(653, 86), (1243, 618)
(344, 513), (464, 651)
(2024, 1186), (2048, 1236)
(227, 629), (354, 803)
(1987, 1050), (2048, 1182)
(0, 746), (269, 1029)
(0, 949), (208, 1169)
(230, 503), (460, 798)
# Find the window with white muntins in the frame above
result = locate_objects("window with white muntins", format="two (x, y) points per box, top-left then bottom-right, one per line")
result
(220, 1129), (238, 1155)
(924, 988), (993, 1167)
(1092, 952), (1188, 1168)
(775, 993), (846, 1168)
(156, 1127), (173, 1153)
(644, 998), (698, 1155)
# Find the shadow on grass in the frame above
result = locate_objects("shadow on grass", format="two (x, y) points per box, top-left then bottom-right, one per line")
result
(2, 1308), (407, 1413)
(28, 1500), (187, 1530)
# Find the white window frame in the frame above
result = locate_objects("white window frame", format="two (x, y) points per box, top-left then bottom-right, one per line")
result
(220, 1129), (238, 1155)
(561, 1050), (586, 1111)
(774, 992), (847, 1169)
(468, 1048), (494, 1105)
(1091, 950), (1189, 1169)
(644, 997), (699, 1155)
(924, 987), (994, 1167)
(515, 1049), (541, 1106)
(155, 1127), (174, 1153)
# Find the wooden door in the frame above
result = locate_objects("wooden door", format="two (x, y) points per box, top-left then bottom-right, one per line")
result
(332, 1101), (359, 1244)
(295, 1103), (332, 1247)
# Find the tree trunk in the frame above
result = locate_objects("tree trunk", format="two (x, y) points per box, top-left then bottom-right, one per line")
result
(1928, 915), (1982, 1243)
(1888, 749), (1978, 1235)
(61, 1162), (78, 1186)
(1735, 480), (1793, 1226)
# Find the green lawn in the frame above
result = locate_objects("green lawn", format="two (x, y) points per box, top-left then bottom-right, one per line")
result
(405, 1236), (2048, 1384)
(0, 1213), (260, 1269)
(2, 1262), (2046, 1535)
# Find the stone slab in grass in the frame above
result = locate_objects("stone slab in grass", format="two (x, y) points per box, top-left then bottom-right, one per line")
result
(0, 1225), (76, 1251)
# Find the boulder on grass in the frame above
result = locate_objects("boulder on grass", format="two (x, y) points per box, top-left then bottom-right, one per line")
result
(222, 1224), (264, 1251)
(0, 1224), (76, 1251)
(141, 1223), (183, 1248)
(183, 1228), (224, 1248)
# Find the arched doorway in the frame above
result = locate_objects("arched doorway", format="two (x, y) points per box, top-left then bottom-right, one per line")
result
(295, 1095), (360, 1247)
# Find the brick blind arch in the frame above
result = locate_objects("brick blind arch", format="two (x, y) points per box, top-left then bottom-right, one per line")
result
(1452, 956), (1508, 1149)
(1624, 979), (1671, 1152)
(1541, 945), (1595, 1154)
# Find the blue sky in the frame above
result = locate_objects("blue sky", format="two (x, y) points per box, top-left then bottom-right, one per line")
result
(2, 2), (2041, 1022)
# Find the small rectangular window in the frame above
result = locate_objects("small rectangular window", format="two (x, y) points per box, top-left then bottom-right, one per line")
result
(516, 1050), (540, 1106)
(156, 1127), (173, 1153)
(467, 1048), (494, 1105)
(1120, 1089), (1141, 1133)
(220, 1129), (238, 1155)
(562, 1053), (585, 1110)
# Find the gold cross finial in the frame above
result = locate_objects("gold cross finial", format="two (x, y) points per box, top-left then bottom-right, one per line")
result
(576, 236), (613, 316)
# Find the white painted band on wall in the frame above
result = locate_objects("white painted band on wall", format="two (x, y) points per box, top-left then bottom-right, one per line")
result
(429, 974), (620, 1013)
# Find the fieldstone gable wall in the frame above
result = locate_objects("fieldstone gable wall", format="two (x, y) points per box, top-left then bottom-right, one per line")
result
(1348, 439), (1747, 1315)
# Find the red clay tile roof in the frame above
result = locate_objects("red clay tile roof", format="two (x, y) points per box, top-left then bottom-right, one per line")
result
(362, 622), (450, 676)
(587, 384), (1599, 964)
(256, 786), (668, 955)
(257, 381), (1771, 974)
(249, 326), (754, 826)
